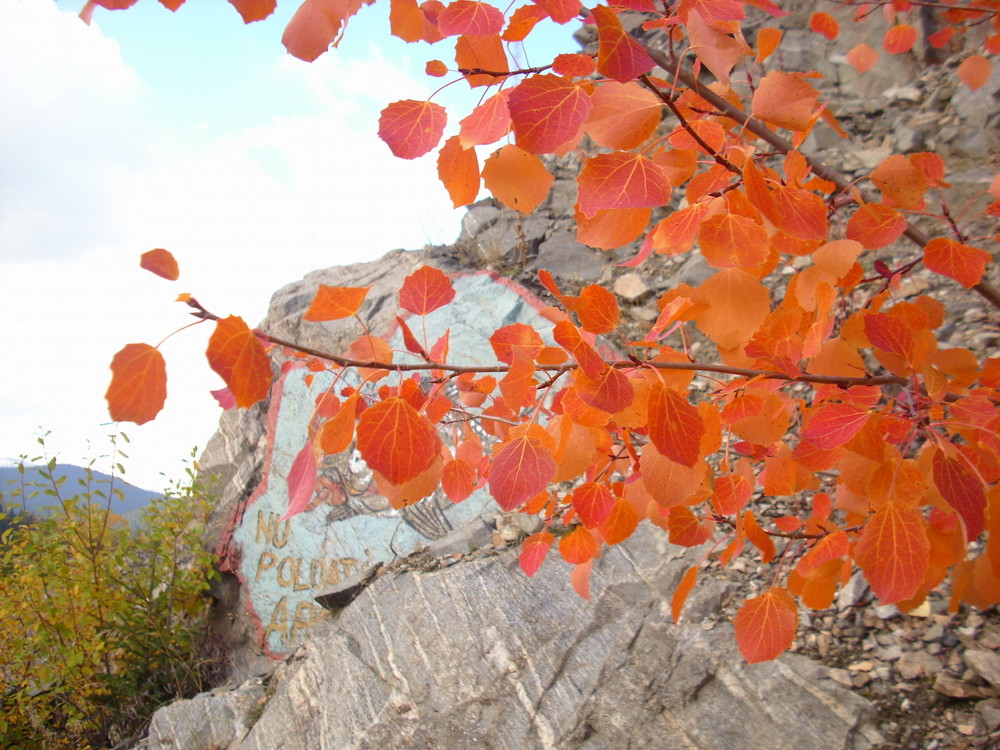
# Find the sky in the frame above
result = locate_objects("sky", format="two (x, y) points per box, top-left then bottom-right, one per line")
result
(0, 0), (574, 491)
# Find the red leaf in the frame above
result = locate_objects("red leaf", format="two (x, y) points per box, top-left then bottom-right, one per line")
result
(932, 449), (986, 541)
(282, 441), (317, 521)
(698, 213), (770, 268)
(571, 482), (615, 528)
(507, 74), (592, 154)
(647, 382), (704, 467)
(503, 4), (546, 41)
(437, 0), (503, 36)
(864, 313), (915, 359)
(575, 365), (633, 414)
(957, 55), (991, 91)
(437, 135), (480, 208)
(577, 151), (670, 218)
(207, 316), (272, 408)
(282, 0), (367, 62)
(883, 24), (917, 54)
(228, 0), (276, 23)
(846, 202), (906, 249)
(399, 265), (456, 315)
(489, 434), (556, 511)
(559, 525), (599, 564)
(396, 315), (427, 357)
(853, 503), (929, 604)
(533, 0), (581, 23)
(459, 89), (511, 147)
(378, 99), (447, 159)
(733, 587), (798, 663)
(303, 285), (369, 321)
(592, 5), (654, 82)
(442, 458), (478, 502)
(210, 387), (236, 410)
(552, 53), (597, 78)
(553, 319), (605, 379)
(356, 397), (442, 484)
(140, 248), (179, 281)
(801, 402), (870, 450)
(671, 565), (699, 622)
(520, 531), (555, 577)
(809, 11), (838, 40)
(490, 323), (544, 364)
(106, 343), (167, 425)
(923, 237), (991, 289)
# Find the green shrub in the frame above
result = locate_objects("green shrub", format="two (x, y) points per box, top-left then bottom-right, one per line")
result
(0, 435), (219, 749)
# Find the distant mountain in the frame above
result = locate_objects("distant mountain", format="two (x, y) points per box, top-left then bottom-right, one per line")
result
(0, 460), (163, 518)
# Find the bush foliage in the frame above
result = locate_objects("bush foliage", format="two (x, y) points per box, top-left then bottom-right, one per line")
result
(0, 436), (218, 750)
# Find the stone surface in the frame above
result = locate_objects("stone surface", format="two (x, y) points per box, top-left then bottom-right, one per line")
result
(146, 680), (267, 750)
(966, 650), (1000, 688)
(152, 527), (882, 750)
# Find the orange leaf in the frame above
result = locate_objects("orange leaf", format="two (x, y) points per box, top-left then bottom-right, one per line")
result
(507, 74), (592, 154)
(229, 0), (276, 23)
(572, 482), (615, 528)
(864, 312), (915, 360)
(535, 0), (584, 23)
(771, 186), (828, 240)
(373, 455), (442, 509)
(552, 52), (597, 78)
(598, 495), (639, 545)
(667, 506), (711, 546)
(853, 502), (929, 604)
(553, 319), (606, 379)
(685, 8), (747, 85)
(923, 237), (991, 289)
(932, 449), (986, 541)
(577, 151), (670, 218)
(489, 434), (556, 511)
(139, 248), (179, 281)
(575, 365), (633, 414)
(592, 5), (654, 82)
(503, 4), (546, 42)
(320, 393), (358, 455)
(425, 59), (448, 77)
(281, 441), (317, 521)
(809, 11), (838, 40)
(733, 586), (798, 663)
(743, 510), (777, 563)
(752, 71), (820, 132)
(378, 99), (447, 159)
(207, 316), (272, 408)
(389, 0), (424, 42)
(698, 213), (770, 268)
(571, 559), (593, 599)
(437, 0), (503, 36)
(957, 55), (991, 91)
(883, 24), (917, 54)
(356, 397), (441, 484)
(574, 283), (620, 334)
(481, 144), (554, 213)
(756, 27), (782, 61)
(520, 531), (555, 577)
(870, 154), (927, 210)
(442, 457), (478, 502)
(692, 268), (771, 350)
(489, 322), (544, 364)
(499, 347), (536, 409)
(106, 343), (167, 425)
(649, 201), (711, 254)
(846, 43), (878, 73)
(671, 565), (699, 623)
(458, 89), (511, 147)
(455, 33), (508, 87)
(282, 0), (365, 62)
(304, 284), (369, 321)
(846, 202), (906, 249)
(399, 265), (455, 315)
(559, 525), (599, 564)
(648, 382), (704, 467)
(802, 402), (870, 449)
(576, 207), (651, 249)
(584, 81), (661, 150)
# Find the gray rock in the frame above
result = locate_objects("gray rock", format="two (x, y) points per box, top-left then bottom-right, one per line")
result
(532, 230), (607, 282)
(146, 680), (268, 750)
(966, 650), (1000, 688)
(151, 526), (884, 750)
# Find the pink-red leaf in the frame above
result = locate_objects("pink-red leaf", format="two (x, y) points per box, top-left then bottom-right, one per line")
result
(802, 402), (870, 450)
(282, 442), (317, 521)
(520, 531), (555, 576)
(577, 151), (670, 218)
(507, 74), (592, 154)
(733, 587), (798, 663)
(459, 89), (511, 147)
(140, 248), (179, 281)
(106, 343), (167, 425)
(571, 482), (615, 528)
(592, 5), (655, 82)
(437, 0), (503, 36)
(932, 449), (986, 541)
(399, 265), (456, 315)
(489, 434), (556, 511)
(378, 99), (447, 159)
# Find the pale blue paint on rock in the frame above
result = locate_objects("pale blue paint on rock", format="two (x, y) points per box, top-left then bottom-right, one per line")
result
(231, 273), (555, 656)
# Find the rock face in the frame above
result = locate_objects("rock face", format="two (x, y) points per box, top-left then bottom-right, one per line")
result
(148, 526), (882, 750)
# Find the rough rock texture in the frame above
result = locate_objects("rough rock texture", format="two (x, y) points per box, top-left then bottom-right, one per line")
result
(150, 526), (882, 750)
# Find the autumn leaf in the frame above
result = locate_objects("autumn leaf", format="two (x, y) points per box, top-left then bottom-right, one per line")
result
(883, 24), (917, 54)
(559, 525), (599, 564)
(106, 343), (167, 424)
(733, 587), (798, 663)
(356, 397), (441, 484)
(507, 74), (592, 154)
(534, 0), (581, 23)
(577, 151), (671, 218)
(389, 0), (424, 42)
(571, 482), (615, 528)
(743, 510), (776, 564)
(520, 531), (555, 576)
(957, 55), (991, 91)
(923, 237), (991, 289)
(481, 144), (554, 213)
(864, 313), (915, 360)
(282, 0), (367, 61)
(503, 3), (546, 41)
(592, 5), (655, 82)
(571, 559), (593, 599)
(398, 265), (456, 316)
(932, 449), (986, 541)
(752, 71), (820, 132)
(667, 506), (711, 546)
(698, 213), (770, 268)
(846, 202), (906, 249)
(140, 248), (179, 281)
(552, 52), (597, 77)
(692, 268), (770, 351)
(573, 283), (620, 334)
(207, 316), (272, 408)
(671, 565), (699, 623)
(598, 495), (639, 545)
(320, 393), (358, 455)
(584, 81), (662, 150)
(853, 503), (929, 604)
(437, 0), (503, 36)
(802, 402), (870, 450)
(378, 99), (447, 159)
(647, 382), (704, 467)
(229, 0), (276, 23)
(455, 33), (508, 86)
(304, 285), (369, 321)
(442, 457), (478, 502)
(281, 441), (317, 521)
(685, 9), (747, 85)
(575, 364), (633, 414)
(809, 12), (838, 40)
(870, 155), (927, 210)
(489, 322), (544, 364)
(846, 43), (878, 73)
(489, 433), (556, 511)
(459, 90), (511, 147)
